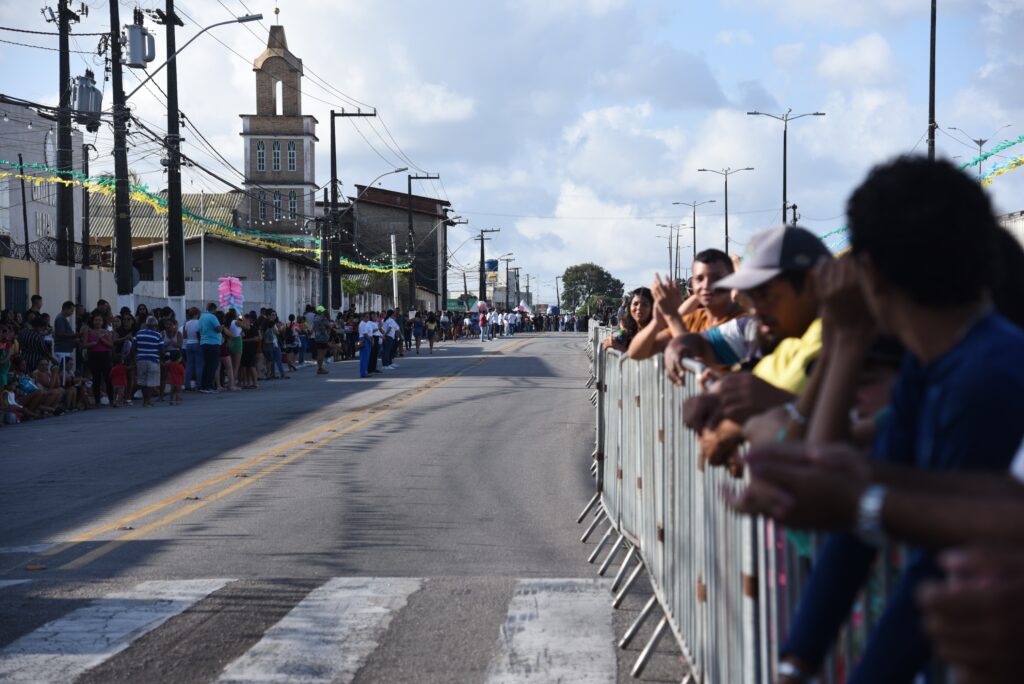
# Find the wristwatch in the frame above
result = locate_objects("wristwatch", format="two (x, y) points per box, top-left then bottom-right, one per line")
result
(854, 484), (888, 547)
(777, 660), (813, 682)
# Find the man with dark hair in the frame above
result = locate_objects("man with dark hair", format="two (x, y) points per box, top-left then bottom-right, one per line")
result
(16, 317), (55, 372)
(53, 301), (77, 382)
(740, 157), (1024, 683)
(629, 248), (743, 360)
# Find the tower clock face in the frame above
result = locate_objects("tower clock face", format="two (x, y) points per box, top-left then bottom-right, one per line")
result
(43, 127), (56, 166)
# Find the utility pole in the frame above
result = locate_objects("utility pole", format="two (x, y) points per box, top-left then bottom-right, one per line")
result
(54, 0), (79, 266)
(555, 275), (562, 310)
(672, 200), (714, 263)
(500, 256), (515, 311)
(510, 266), (521, 308)
(748, 109), (824, 225)
(329, 109), (376, 310)
(319, 187), (328, 307)
(525, 273), (532, 305)
(154, 1), (185, 304)
(928, 0), (937, 162)
(474, 228), (499, 305)
(444, 217), (467, 309)
(109, 0), (133, 299)
(698, 167), (754, 251)
(407, 172), (440, 309)
(390, 233), (399, 310)
(81, 143), (94, 268)
(17, 153), (29, 260)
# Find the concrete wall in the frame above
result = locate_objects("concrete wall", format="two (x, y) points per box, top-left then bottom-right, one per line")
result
(1, 258), (115, 314)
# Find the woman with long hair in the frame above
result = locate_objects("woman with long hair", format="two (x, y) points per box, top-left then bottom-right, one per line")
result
(603, 287), (654, 353)
(81, 313), (115, 407)
(239, 315), (259, 389)
(425, 313), (438, 354)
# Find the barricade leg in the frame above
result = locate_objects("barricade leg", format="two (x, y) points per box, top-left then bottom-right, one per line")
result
(631, 615), (669, 678)
(620, 595), (659, 649)
(576, 492), (601, 523)
(588, 526), (615, 564)
(598, 533), (626, 576)
(610, 545), (638, 593)
(613, 560), (645, 609)
(580, 509), (606, 543)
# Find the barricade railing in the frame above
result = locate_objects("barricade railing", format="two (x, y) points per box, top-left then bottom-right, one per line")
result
(583, 327), (894, 683)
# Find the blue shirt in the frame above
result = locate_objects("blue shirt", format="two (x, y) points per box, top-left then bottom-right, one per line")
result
(783, 312), (1024, 683)
(134, 328), (164, 363)
(198, 312), (222, 346)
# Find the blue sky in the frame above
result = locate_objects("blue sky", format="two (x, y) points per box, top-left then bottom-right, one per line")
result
(2, 0), (1021, 304)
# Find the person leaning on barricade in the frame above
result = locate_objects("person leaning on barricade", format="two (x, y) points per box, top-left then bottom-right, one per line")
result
(667, 225), (830, 467)
(727, 156), (1024, 684)
(628, 248), (744, 360)
(601, 287), (653, 353)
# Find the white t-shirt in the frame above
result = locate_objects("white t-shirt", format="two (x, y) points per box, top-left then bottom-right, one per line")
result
(183, 319), (201, 345)
(229, 320), (242, 338)
(358, 320), (372, 337)
(383, 318), (400, 339)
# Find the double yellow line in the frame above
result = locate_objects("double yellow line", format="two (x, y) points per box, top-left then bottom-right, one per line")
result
(41, 337), (531, 571)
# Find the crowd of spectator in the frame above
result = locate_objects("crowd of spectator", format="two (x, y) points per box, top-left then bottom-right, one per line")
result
(0, 291), (587, 425)
(601, 155), (1024, 684)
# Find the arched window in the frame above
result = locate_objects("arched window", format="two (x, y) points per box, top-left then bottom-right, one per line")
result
(273, 191), (282, 220)
(288, 191), (297, 219)
(256, 141), (265, 172)
(287, 141), (296, 171)
(257, 191), (266, 220)
(271, 141), (281, 171)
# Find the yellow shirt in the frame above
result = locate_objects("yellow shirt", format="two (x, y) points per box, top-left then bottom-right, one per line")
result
(752, 318), (823, 394)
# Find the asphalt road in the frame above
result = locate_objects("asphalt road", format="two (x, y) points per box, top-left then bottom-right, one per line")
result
(0, 332), (683, 683)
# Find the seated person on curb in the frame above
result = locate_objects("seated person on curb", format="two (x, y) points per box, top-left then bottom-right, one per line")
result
(628, 249), (743, 360)
(601, 287), (653, 353)
(672, 225), (830, 465)
(730, 156), (1024, 684)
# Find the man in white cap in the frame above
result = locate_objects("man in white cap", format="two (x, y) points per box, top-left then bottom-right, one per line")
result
(674, 225), (830, 445)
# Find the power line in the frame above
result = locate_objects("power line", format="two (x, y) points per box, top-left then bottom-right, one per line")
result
(0, 25), (108, 36)
(0, 36), (96, 53)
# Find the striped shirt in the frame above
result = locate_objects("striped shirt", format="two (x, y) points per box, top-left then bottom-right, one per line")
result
(134, 328), (164, 363)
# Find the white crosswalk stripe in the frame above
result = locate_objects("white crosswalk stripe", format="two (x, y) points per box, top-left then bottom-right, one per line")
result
(486, 578), (616, 683)
(0, 576), (621, 683)
(0, 578), (231, 683)
(217, 577), (422, 684)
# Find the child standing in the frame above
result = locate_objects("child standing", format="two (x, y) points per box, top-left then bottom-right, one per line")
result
(165, 350), (185, 405)
(110, 354), (128, 407)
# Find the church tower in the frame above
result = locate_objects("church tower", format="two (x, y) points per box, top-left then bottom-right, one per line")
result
(240, 23), (317, 233)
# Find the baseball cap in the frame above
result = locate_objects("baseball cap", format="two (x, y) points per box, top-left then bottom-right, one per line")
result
(715, 225), (831, 291)
(316, 305), (326, 313)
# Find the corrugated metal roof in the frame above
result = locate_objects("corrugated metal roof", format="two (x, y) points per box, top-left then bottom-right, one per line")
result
(88, 191), (244, 240)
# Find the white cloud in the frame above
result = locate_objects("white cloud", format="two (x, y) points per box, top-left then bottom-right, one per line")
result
(817, 33), (896, 86)
(772, 42), (805, 68)
(715, 30), (753, 45)
(394, 82), (476, 124)
(727, 0), (926, 27)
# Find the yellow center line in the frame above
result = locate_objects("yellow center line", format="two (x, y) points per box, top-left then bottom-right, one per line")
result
(55, 336), (531, 570)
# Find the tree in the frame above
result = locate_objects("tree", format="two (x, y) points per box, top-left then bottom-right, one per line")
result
(560, 263), (624, 312)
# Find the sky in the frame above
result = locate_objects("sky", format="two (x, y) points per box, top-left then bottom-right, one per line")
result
(2, 0), (1023, 305)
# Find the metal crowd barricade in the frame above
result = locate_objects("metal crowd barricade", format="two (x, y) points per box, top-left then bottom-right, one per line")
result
(582, 328), (895, 684)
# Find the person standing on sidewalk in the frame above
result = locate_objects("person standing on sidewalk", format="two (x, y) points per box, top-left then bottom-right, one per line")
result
(135, 316), (164, 406)
(368, 312), (383, 374)
(381, 310), (400, 370)
(312, 306), (331, 375)
(198, 303), (222, 393)
(358, 311), (372, 378)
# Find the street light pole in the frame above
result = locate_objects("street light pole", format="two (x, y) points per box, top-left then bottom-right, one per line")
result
(655, 223), (679, 277)
(672, 200), (715, 263)
(697, 167), (754, 251)
(407, 172), (440, 310)
(949, 125), (1012, 180)
(747, 109), (825, 225)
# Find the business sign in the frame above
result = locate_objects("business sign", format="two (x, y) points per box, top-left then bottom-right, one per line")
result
(485, 259), (499, 272)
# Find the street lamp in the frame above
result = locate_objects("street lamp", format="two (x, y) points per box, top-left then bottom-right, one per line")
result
(697, 167), (754, 251)
(747, 109), (825, 225)
(671, 200), (715, 263)
(124, 14), (262, 100)
(948, 124), (1012, 179)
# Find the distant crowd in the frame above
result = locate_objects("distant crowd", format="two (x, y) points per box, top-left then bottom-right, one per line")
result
(0, 293), (589, 424)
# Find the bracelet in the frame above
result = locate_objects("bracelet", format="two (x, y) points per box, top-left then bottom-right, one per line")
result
(783, 401), (807, 426)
